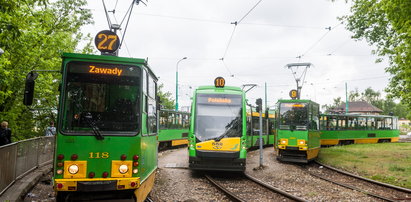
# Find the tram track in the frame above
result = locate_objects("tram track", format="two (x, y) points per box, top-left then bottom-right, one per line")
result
(298, 161), (411, 202)
(204, 173), (307, 202)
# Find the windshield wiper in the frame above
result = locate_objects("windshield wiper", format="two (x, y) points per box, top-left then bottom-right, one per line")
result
(214, 118), (241, 142)
(84, 112), (104, 140)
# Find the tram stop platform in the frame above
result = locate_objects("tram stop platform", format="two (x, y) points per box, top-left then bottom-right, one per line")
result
(0, 164), (52, 202)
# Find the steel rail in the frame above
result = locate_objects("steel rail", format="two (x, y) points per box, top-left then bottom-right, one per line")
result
(204, 174), (245, 202)
(306, 170), (396, 202)
(243, 173), (307, 202)
(315, 160), (411, 193)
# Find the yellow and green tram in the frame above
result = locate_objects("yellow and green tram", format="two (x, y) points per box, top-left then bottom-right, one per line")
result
(276, 99), (321, 163)
(158, 110), (190, 149)
(24, 53), (159, 201)
(246, 111), (276, 148)
(320, 114), (400, 145)
(188, 78), (247, 171)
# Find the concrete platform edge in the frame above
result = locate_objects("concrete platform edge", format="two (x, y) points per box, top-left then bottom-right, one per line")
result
(0, 164), (52, 202)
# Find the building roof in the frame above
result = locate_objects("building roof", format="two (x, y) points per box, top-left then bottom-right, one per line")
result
(330, 101), (383, 114)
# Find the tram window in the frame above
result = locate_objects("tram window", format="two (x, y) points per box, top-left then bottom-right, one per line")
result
(367, 117), (376, 130)
(327, 116), (337, 130)
(148, 74), (156, 99)
(160, 111), (168, 129)
(337, 117), (347, 130)
(168, 113), (175, 129)
(347, 117), (358, 129)
(376, 117), (384, 129)
(384, 117), (393, 129)
(147, 75), (157, 134)
(310, 104), (319, 130)
(393, 117), (398, 129)
(358, 117), (367, 129)
(142, 70), (147, 95)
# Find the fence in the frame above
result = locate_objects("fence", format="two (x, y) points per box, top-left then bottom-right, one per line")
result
(0, 136), (54, 195)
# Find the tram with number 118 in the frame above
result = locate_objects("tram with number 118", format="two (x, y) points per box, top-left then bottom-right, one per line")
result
(24, 30), (158, 201)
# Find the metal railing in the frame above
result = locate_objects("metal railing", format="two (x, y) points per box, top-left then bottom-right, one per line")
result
(0, 136), (54, 195)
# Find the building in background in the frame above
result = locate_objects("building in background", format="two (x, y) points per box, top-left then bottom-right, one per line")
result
(330, 101), (383, 115)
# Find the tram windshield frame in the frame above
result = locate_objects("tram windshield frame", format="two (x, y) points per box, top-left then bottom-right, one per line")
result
(194, 93), (243, 142)
(61, 61), (141, 136)
(278, 102), (309, 130)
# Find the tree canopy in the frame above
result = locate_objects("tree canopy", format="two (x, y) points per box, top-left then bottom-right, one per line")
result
(158, 83), (176, 110)
(0, 0), (93, 141)
(322, 87), (410, 119)
(342, 0), (411, 115)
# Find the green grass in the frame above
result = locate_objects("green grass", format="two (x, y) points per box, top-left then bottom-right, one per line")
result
(318, 143), (411, 189)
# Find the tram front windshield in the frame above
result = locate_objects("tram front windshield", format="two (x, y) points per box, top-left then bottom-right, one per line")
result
(195, 94), (242, 142)
(279, 102), (308, 130)
(62, 61), (141, 135)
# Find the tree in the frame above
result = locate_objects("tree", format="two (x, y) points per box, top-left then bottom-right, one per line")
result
(342, 0), (411, 116)
(158, 83), (175, 110)
(322, 97), (343, 113)
(0, 0), (93, 140)
(329, 87), (411, 119)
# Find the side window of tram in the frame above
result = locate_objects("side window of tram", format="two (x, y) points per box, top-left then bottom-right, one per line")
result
(310, 105), (319, 130)
(142, 70), (148, 135)
(147, 75), (157, 135)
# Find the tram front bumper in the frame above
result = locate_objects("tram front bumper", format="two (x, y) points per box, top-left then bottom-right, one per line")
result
(54, 177), (140, 192)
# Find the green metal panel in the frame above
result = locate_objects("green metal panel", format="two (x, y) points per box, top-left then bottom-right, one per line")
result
(321, 129), (400, 140)
(158, 129), (188, 142)
(277, 130), (308, 146)
(54, 136), (141, 179)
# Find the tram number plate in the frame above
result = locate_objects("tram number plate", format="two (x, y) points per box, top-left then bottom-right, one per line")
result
(89, 152), (110, 159)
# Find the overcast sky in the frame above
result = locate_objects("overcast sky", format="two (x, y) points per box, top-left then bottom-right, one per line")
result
(83, 0), (391, 110)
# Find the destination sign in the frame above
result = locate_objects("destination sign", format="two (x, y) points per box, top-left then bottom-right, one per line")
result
(68, 61), (140, 77)
(89, 65), (123, 76)
(208, 97), (231, 104)
(197, 94), (241, 105)
(283, 103), (307, 108)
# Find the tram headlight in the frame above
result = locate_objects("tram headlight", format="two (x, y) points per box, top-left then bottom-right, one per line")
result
(133, 168), (138, 174)
(280, 139), (288, 145)
(119, 165), (129, 174)
(68, 165), (79, 174)
(298, 139), (306, 145)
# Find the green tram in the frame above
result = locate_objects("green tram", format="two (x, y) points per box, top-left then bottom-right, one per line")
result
(276, 99), (321, 163)
(320, 114), (400, 145)
(246, 111), (276, 148)
(25, 53), (159, 201)
(158, 110), (190, 149)
(188, 78), (247, 171)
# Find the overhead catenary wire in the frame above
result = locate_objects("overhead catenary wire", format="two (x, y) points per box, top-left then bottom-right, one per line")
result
(112, 14), (132, 57)
(297, 23), (341, 59)
(102, 0), (112, 29)
(220, 0), (264, 81)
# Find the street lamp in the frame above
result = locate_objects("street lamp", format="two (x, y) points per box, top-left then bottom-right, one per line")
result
(175, 57), (187, 111)
(0, 48), (4, 57)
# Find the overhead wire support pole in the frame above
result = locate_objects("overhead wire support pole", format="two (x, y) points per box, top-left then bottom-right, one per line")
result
(242, 84), (257, 93)
(101, 0), (147, 56)
(285, 63), (313, 99)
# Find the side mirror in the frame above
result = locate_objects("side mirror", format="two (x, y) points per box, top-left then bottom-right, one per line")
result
(23, 71), (38, 106)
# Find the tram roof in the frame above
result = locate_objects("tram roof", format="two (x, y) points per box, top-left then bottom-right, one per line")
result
(321, 113), (398, 118)
(277, 99), (318, 104)
(195, 85), (244, 94)
(62, 52), (147, 64)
